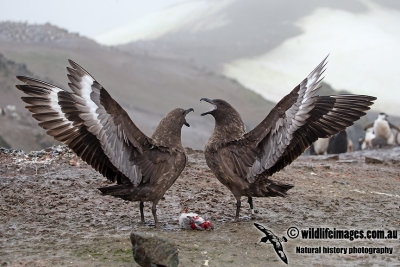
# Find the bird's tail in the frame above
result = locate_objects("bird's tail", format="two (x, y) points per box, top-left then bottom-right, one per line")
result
(250, 179), (294, 197)
(98, 184), (137, 201)
(267, 181), (294, 197)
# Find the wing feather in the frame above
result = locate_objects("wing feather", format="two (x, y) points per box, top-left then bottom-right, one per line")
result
(16, 77), (129, 184)
(65, 60), (173, 186)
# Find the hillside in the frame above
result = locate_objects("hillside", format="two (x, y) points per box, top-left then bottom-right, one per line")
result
(0, 22), (274, 150)
(0, 53), (57, 151)
(0, 22), (397, 152)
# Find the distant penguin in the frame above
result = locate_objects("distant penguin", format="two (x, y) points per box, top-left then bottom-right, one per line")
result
(361, 127), (375, 150)
(373, 113), (395, 145)
(327, 130), (348, 154)
(311, 138), (330, 155)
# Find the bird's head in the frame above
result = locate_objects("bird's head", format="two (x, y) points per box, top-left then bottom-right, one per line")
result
(151, 108), (193, 147)
(200, 98), (237, 119)
(200, 98), (246, 140)
(378, 112), (388, 120)
(164, 108), (194, 128)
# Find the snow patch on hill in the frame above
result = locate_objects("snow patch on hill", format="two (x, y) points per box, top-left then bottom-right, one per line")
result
(223, 0), (400, 115)
(95, 0), (233, 45)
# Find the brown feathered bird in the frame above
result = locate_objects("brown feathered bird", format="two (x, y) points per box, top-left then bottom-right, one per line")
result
(16, 60), (193, 227)
(200, 56), (376, 221)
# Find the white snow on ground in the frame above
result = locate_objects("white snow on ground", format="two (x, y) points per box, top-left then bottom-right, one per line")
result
(223, 0), (400, 115)
(95, 0), (233, 45)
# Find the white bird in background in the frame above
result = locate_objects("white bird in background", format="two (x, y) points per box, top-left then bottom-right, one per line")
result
(362, 113), (400, 149)
(312, 138), (330, 155)
(361, 127), (375, 150)
(373, 113), (395, 145)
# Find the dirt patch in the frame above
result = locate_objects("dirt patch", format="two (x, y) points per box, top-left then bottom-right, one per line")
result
(1, 146), (399, 266)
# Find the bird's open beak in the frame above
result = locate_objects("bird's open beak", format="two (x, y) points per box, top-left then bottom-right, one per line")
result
(200, 98), (216, 116)
(183, 108), (194, 127)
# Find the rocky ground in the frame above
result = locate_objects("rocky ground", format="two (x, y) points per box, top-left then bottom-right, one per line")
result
(0, 146), (399, 266)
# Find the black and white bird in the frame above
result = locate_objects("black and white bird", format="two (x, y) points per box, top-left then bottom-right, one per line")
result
(363, 113), (400, 148)
(373, 113), (395, 145)
(254, 223), (288, 264)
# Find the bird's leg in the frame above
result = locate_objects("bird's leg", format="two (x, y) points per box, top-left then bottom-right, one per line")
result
(139, 201), (145, 223)
(235, 199), (241, 222)
(152, 202), (159, 228)
(248, 197), (255, 218)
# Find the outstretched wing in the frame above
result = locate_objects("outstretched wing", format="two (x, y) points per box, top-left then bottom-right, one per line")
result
(273, 246), (288, 265)
(254, 223), (269, 235)
(221, 56), (375, 183)
(254, 223), (288, 263)
(16, 76), (129, 184)
(17, 60), (174, 186)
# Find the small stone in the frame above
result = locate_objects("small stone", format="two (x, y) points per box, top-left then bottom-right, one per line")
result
(365, 156), (384, 164)
(336, 160), (358, 164)
(312, 155), (339, 161)
(69, 159), (79, 166)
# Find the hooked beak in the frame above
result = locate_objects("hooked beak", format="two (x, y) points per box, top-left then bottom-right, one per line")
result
(183, 108), (194, 127)
(200, 98), (216, 116)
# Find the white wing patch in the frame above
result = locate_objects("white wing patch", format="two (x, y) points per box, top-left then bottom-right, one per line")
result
(48, 87), (64, 115)
(48, 87), (78, 133)
(16, 79), (78, 139)
(81, 75), (101, 123)
(71, 73), (102, 127)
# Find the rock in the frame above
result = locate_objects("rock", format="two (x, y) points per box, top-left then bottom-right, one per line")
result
(311, 155), (339, 161)
(28, 150), (46, 158)
(391, 159), (400, 165)
(365, 156), (384, 164)
(130, 232), (179, 267)
(336, 160), (358, 164)
(0, 147), (10, 154)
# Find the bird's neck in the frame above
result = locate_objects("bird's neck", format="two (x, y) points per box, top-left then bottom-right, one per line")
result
(209, 116), (246, 145)
(152, 120), (183, 148)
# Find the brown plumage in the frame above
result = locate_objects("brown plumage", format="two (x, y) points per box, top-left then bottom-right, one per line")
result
(200, 56), (376, 221)
(16, 60), (193, 227)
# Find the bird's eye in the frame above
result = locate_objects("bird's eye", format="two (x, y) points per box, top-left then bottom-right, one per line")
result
(215, 100), (225, 106)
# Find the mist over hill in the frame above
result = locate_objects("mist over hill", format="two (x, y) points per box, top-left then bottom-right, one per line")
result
(117, 0), (367, 70)
(0, 22), (274, 150)
(116, 0), (400, 115)
(0, 53), (57, 150)
(1, 13), (398, 151)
